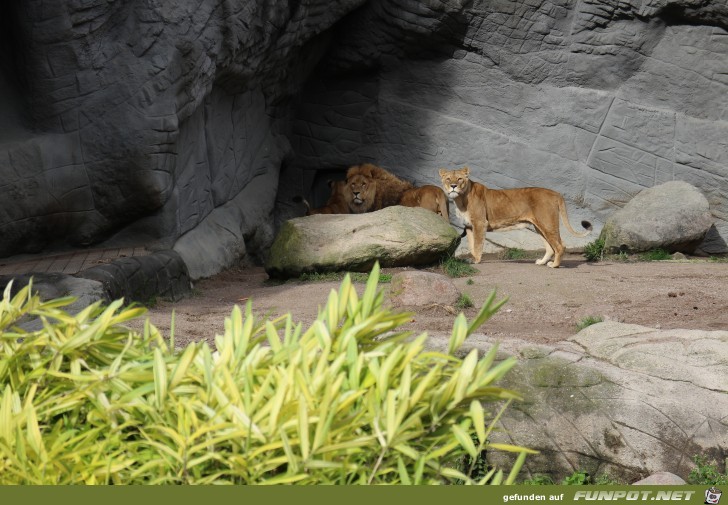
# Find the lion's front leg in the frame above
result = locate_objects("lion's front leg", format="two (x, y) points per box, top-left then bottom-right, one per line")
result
(470, 221), (486, 264)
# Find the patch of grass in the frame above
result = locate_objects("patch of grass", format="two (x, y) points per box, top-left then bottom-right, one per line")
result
(562, 470), (591, 485)
(688, 455), (728, 485)
(501, 247), (527, 260)
(583, 237), (605, 262)
(614, 250), (630, 262)
(576, 315), (604, 330)
(455, 293), (474, 310)
(466, 278), (475, 285)
(639, 248), (671, 261)
(298, 271), (392, 284)
(522, 471), (617, 486)
(709, 255), (728, 263)
(441, 256), (478, 278)
(522, 474), (555, 485)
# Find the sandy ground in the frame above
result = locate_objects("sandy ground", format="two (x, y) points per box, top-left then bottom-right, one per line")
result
(135, 253), (728, 348)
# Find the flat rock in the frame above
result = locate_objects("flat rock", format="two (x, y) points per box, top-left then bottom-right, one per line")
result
(265, 206), (460, 278)
(424, 321), (728, 483)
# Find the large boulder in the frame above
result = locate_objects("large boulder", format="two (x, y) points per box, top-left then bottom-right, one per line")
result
(425, 321), (728, 483)
(265, 206), (460, 278)
(600, 181), (713, 253)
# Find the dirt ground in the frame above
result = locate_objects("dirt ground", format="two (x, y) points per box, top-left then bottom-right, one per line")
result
(137, 253), (728, 348)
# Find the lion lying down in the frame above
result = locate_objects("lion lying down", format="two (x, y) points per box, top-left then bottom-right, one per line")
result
(399, 185), (449, 222)
(295, 180), (350, 215)
(439, 167), (592, 268)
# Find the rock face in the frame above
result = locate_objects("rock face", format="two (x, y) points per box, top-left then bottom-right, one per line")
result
(265, 206), (460, 278)
(2, 0), (728, 279)
(0, 0), (363, 275)
(287, 0), (728, 254)
(388, 271), (460, 307)
(600, 181), (714, 253)
(468, 321), (728, 483)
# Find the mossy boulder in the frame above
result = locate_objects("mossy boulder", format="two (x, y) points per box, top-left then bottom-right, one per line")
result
(265, 206), (460, 278)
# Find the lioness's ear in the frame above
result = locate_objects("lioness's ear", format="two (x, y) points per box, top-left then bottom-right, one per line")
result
(462, 166), (470, 176)
(438, 169), (446, 177)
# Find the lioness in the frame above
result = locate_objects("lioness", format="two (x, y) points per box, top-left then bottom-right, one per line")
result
(439, 167), (592, 267)
(294, 180), (350, 215)
(399, 185), (450, 222)
(346, 163), (414, 213)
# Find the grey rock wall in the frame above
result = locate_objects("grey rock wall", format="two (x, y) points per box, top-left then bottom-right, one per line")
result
(289, 0), (728, 253)
(1, 0), (727, 279)
(0, 0), (363, 272)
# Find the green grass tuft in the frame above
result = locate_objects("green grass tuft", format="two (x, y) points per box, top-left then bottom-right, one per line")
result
(688, 455), (728, 485)
(583, 237), (605, 262)
(455, 293), (474, 310)
(576, 315), (604, 330)
(639, 248), (672, 261)
(442, 256), (478, 278)
(298, 271), (391, 283)
(501, 248), (527, 260)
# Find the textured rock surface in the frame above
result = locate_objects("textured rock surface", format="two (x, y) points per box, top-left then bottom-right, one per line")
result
(0, 0), (362, 261)
(633, 472), (687, 485)
(78, 250), (191, 303)
(2, 0), (728, 276)
(0, 273), (107, 317)
(457, 321), (728, 482)
(288, 0), (728, 253)
(388, 271), (460, 307)
(600, 181), (714, 253)
(265, 206), (460, 278)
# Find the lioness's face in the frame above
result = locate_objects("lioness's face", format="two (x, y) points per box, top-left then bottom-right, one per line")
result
(439, 168), (470, 200)
(347, 174), (374, 213)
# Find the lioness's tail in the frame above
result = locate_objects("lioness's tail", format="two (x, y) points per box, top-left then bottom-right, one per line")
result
(558, 198), (592, 237)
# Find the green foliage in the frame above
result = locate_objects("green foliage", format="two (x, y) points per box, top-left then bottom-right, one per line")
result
(441, 256), (478, 278)
(615, 251), (630, 262)
(688, 455), (728, 485)
(466, 279), (475, 286)
(0, 266), (531, 484)
(501, 248), (526, 260)
(639, 248), (671, 261)
(562, 471), (591, 485)
(583, 238), (605, 262)
(593, 473), (618, 485)
(455, 294), (474, 310)
(576, 315), (604, 331)
(298, 271), (392, 284)
(522, 470), (616, 485)
(522, 474), (555, 485)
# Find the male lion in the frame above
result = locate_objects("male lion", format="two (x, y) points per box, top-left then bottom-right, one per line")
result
(346, 163), (414, 213)
(399, 185), (450, 222)
(439, 167), (592, 268)
(294, 180), (350, 215)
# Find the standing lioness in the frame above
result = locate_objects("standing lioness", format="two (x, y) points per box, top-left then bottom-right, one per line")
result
(439, 167), (592, 267)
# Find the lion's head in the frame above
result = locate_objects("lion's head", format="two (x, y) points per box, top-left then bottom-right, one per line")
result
(346, 164), (377, 213)
(439, 167), (471, 200)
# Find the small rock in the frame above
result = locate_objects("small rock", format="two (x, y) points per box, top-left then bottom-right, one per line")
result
(388, 271), (460, 307)
(633, 472), (686, 485)
(672, 252), (687, 260)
